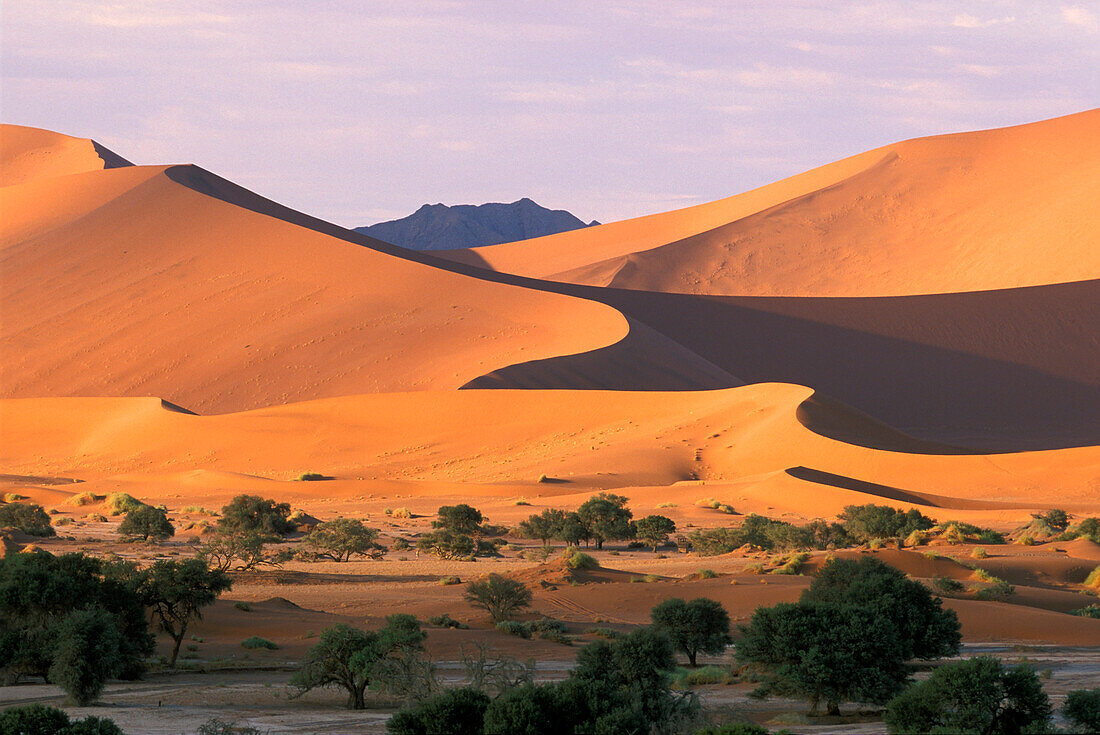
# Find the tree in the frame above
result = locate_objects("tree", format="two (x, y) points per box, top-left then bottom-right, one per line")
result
(0, 552), (153, 686)
(0, 501), (55, 536)
(650, 597), (731, 667)
(464, 574), (532, 622)
(837, 504), (933, 543)
(291, 616), (427, 710)
(576, 493), (633, 550)
(1063, 689), (1100, 733)
(118, 504), (174, 542)
(199, 528), (269, 572)
(884, 657), (1052, 734)
(736, 602), (909, 716)
(217, 494), (294, 537)
(48, 606), (122, 705)
(482, 683), (572, 735)
(518, 508), (567, 546)
(433, 504), (484, 536)
(635, 515), (676, 553)
(303, 518), (383, 561)
(387, 686), (490, 735)
(1032, 508), (1069, 533)
(417, 529), (476, 559)
(141, 558), (231, 666)
(801, 556), (960, 660)
(558, 512), (589, 546)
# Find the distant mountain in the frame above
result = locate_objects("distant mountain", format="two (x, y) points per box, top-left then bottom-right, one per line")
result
(354, 198), (597, 251)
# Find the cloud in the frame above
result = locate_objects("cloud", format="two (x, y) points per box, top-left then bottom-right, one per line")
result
(952, 14), (1015, 28)
(1062, 6), (1098, 31)
(959, 64), (1002, 78)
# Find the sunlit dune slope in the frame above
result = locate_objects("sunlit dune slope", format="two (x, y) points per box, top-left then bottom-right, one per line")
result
(440, 110), (1100, 296)
(0, 162), (640, 412)
(0, 124), (131, 187)
(2, 384), (1096, 516)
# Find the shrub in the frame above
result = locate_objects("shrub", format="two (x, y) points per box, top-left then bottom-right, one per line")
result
(391, 507), (412, 518)
(0, 502), (55, 536)
(696, 568), (718, 579)
(496, 620), (532, 638)
(1063, 689), (1100, 732)
(838, 504), (934, 543)
(465, 574), (532, 622)
(670, 664), (733, 688)
(564, 550), (598, 569)
(418, 529), (475, 559)
(884, 656), (1051, 734)
(196, 718), (263, 735)
(391, 537), (410, 551)
(651, 597), (732, 667)
(428, 613), (468, 629)
(241, 635), (278, 650)
(49, 606), (123, 705)
(537, 629), (572, 645)
(696, 498), (721, 509)
(297, 473), (327, 481)
(771, 552), (810, 575)
(973, 579), (1015, 600)
(387, 687), (489, 735)
(234, 601), (252, 612)
(439, 575), (462, 586)
(1064, 517), (1100, 542)
(972, 547), (988, 559)
(0, 705), (124, 735)
(303, 518), (383, 561)
(105, 492), (147, 516)
(217, 494), (294, 537)
(119, 504), (175, 542)
(932, 576), (964, 594)
(1071, 604), (1100, 618)
(584, 627), (620, 639)
(66, 492), (102, 507)
(745, 562), (766, 574)
(1085, 565), (1100, 589)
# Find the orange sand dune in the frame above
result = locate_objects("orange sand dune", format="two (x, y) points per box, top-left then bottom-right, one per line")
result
(0, 162), (652, 413)
(0, 124), (131, 187)
(441, 110), (1100, 297)
(2, 385), (1096, 522)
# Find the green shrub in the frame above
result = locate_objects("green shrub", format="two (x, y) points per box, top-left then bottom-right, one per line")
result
(66, 492), (102, 507)
(771, 551), (810, 575)
(697, 568), (718, 579)
(439, 575), (462, 586)
(1071, 604), (1100, 618)
(971, 547), (988, 559)
(0, 501), (55, 536)
(428, 613), (468, 629)
(496, 620), (531, 638)
(387, 687), (489, 735)
(1085, 565), (1100, 589)
(465, 574), (532, 622)
(564, 550), (598, 569)
(973, 578), (1015, 600)
(297, 473), (328, 481)
(241, 636), (278, 650)
(105, 492), (147, 516)
(1063, 689), (1100, 732)
(838, 504), (933, 543)
(670, 664), (733, 688)
(537, 629), (572, 645)
(119, 504), (174, 542)
(303, 518), (383, 561)
(584, 626), (620, 639)
(0, 705), (124, 735)
(932, 576), (964, 594)
(234, 601), (252, 612)
(745, 562), (766, 574)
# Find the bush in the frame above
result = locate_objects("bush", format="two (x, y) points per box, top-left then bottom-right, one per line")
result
(392, 537), (410, 551)
(1071, 604), (1100, 618)
(1085, 565), (1100, 589)
(563, 550), (598, 569)
(0, 502), (55, 536)
(932, 576), (964, 594)
(196, 718), (263, 735)
(241, 635), (278, 650)
(0, 705), (124, 735)
(66, 492), (102, 507)
(696, 568), (718, 579)
(496, 620), (531, 639)
(439, 575), (461, 586)
(105, 492), (147, 516)
(387, 686), (489, 735)
(694, 723), (768, 735)
(465, 574), (532, 622)
(1063, 689), (1100, 732)
(651, 597), (732, 667)
(838, 504), (934, 543)
(417, 529), (475, 559)
(771, 552), (810, 575)
(884, 657), (1051, 734)
(428, 613), (467, 629)
(971, 547), (988, 559)
(584, 627), (620, 639)
(390, 507), (412, 518)
(536, 629), (572, 645)
(119, 504), (175, 542)
(670, 664), (733, 688)
(973, 578), (1015, 600)
(297, 473), (327, 481)
(49, 606), (123, 705)
(303, 518), (383, 561)
(217, 495), (294, 537)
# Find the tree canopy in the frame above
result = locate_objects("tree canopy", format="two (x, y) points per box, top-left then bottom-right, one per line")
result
(650, 597), (731, 667)
(635, 515), (676, 553)
(217, 494), (295, 537)
(576, 493), (633, 550)
(140, 558), (231, 666)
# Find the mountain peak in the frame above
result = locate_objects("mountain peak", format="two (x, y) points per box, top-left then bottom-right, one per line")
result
(354, 198), (593, 251)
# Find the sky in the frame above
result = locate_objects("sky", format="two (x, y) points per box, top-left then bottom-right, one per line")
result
(3, 1), (1098, 227)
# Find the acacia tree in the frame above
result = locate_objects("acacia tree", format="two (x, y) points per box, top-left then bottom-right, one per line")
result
(141, 558), (231, 666)
(884, 657), (1052, 734)
(576, 493), (633, 550)
(199, 529), (269, 572)
(292, 616), (427, 709)
(635, 515), (676, 553)
(801, 556), (960, 660)
(518, 509), (566, 546)
(737, 602), (908, 716)
(303, 518), (383, 561)
(218, 494), (294, 537)
(650, 597), (731, 667)
(464, 574), (532, 622)
(434, 504), (484, 536)
(118, 505), (174, 542)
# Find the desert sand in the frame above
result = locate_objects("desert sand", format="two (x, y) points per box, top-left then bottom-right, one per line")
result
(1, 113), (1098, 731)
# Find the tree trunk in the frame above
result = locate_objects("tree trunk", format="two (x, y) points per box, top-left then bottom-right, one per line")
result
(347, 686), (366, 709)
(687, 650), (697, 667)
(826, 701), (840, 717)
(169, 629), (185, 667)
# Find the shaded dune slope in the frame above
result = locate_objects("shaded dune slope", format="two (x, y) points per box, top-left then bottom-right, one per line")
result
(1, 124), (131, 187)
(441, 109), (1100, 297)
(0, 163), (648, 413)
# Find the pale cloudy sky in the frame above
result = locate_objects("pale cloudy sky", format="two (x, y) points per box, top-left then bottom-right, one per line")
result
(3, 1), (1097, 226)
